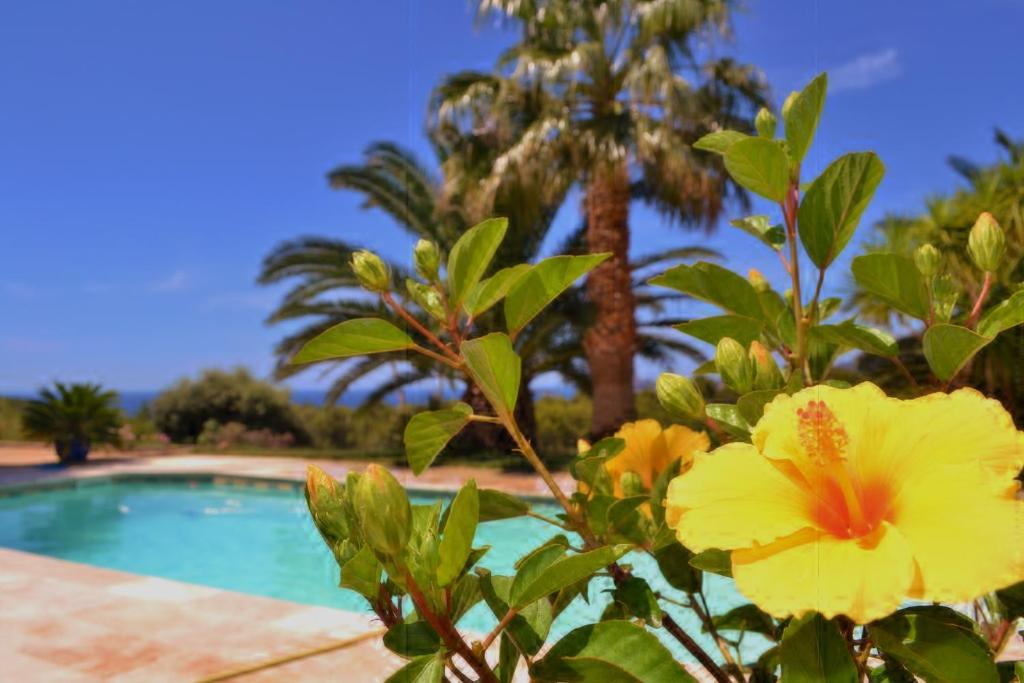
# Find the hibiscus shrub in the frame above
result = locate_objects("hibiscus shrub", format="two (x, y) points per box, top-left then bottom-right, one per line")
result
(299, 73), (1024, 682)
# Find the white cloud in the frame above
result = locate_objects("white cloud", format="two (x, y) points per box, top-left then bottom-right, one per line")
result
(830, 48), (902, 93)
(151, 270), (193, 292)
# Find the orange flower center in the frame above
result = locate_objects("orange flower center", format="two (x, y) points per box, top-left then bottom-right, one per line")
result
(796, 400), (891, 539)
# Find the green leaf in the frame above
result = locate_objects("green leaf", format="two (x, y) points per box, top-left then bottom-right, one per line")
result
(675, 315), (764, 347)
(497, 633), (520, 683)
(693, 129), (748, 154)
(783, 73), (827, 163)
(871, 606), (999, 683)
(654, 542), (702, 592)
(712, 604), (777, 638)
(779, 613), (858, 683)
(730, 214), (786, 250)
(477, 571), (552, 656)
(724, 137), (791, 203)
(339, 544), (383, 600)
(384, 653), (444, 683)
(978, 290), (1024, 338)
(403, 403), (473, 475)
(996, 580), (1024, 620)
(650, 262), (763, 319)
(447, 217), (508, 307)
(461, 333), (521, 418)
(478, 489), (530, 522)
(510, 545), (631, 609)
(531, 620), (695, 682)
(436, 480), (479, 586)
(798, 152), (885, 267)
(463, 264), (532, 317)
(705, 403), (751, 440)
(811, 320), (898, 357)
(922, 324), (992, 381)
(611, 577), (663, 627)
(689, 548), (732, 577)
(736, 390), (782, 425)
(851, 253), (931, 319)
(504, 254), (610, 334)
(292, 318), (415, 364)
(383, 620), (441, 656)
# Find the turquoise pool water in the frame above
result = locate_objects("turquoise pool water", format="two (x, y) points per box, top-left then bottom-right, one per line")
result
(0, 477), (768, 664)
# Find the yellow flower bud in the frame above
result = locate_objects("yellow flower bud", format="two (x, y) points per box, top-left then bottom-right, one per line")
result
(716, 337), (755, 394)
(755, 107), (778, 138)
(305, 465), (350, 548)
(913, 244), (941, 277)
(656, 373), (705, 420)
(749, 341), (784, 390)
(353, 464), (411, 558)
(967, 212), (1005, 273)
(748, 268), (770, 292)
(413, 239), (441, 282)
(351, 250), (391, 292)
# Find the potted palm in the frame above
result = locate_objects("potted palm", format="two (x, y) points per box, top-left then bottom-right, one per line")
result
(22, 382), (122, 464)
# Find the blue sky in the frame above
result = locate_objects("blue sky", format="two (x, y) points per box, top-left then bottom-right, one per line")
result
(2, 0), (1022, 395)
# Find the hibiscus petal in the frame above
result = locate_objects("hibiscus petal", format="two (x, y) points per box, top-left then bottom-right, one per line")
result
(732, 523), (915, 623)
(666, 443), (814, 552)
(891, 464), (1024, 603)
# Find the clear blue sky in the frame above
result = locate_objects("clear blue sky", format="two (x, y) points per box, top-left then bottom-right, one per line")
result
(2, 0), (1022, 395)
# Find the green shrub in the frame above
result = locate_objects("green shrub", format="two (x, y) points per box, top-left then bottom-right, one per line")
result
(21, 383), (122, 463)
(534, 393), (591, 456)
(151, 368), (308, 444)
(0, 397), (26, 440)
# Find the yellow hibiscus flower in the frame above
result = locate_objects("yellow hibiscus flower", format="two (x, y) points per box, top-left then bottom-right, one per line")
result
(666, 382), (1024, 624)
(581, 419), (710, 498)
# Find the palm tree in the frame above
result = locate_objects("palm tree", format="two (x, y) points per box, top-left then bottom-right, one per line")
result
(856, 129), (1024, 419)
(22, 382), (122, 463)
(431, 0), (768, 436)
(259, 137), (709, 445)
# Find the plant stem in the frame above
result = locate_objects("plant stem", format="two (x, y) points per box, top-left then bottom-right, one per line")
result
(781, 183), (810, 384)
(526, 509), (569, 529)
(480, 608), (518, 653)
(412, 344), (462, 369)
(966, 271), (994, 329)
(691, 588), (741, 677)
(382, 292), (461, 363)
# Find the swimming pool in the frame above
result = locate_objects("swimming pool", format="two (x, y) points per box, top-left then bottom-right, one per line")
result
(0, 475), (769, 664)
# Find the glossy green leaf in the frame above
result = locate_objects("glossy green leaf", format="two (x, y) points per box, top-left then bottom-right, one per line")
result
(510, 545), (630, 609)
(871, 606), (999, 683)
(978, 290), (1024, 338)
(463, 264), (532, 317)
(403, 403), (473, 475)
(996, 580), (1024, 620)
(689, 548), (732, 577)
(292, 318), (414, 364)
(477, 571), (552, 656)
(436, 480), (478, 586)
(654, 542), (702, 592)
(811, 320), (898, 357)
(851, 253), (931, 319)
(674, 315), (764, 347)
(922, 324), (992, 381)
(779, 613), (858, 683)
(531, 620), (695, 682)
(505, 254), (609, 334)
(384, 653), (444, 683)
(461, 333), (521, 418)
(611, 577), (663, 627)
(477, 489), (530, 522)
(693, 129), (748, 154)
(711, 604), (776, 638)
(447, 217), (508, 306)
(724, 137), (791, 203)
(783, 73), (827, 163)
(650, 261), (763, 319)
(339, 544), (382, 600)
(798, 152), (885, 267)
(705, 403), (751, 440)
(497, 633), (520, 683)
(730, 214), (786, 250)
(383, 620), (440, 657)
(736, 389), (782, 425)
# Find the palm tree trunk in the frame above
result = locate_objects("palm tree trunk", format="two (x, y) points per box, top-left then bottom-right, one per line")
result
(584, 163), (637, 438)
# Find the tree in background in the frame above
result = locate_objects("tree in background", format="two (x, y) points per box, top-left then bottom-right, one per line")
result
(259, 138), (710, 444)
(432, 0), (767, 435)
(856, 129), (1024, 419)
(22, 382), (122, 463)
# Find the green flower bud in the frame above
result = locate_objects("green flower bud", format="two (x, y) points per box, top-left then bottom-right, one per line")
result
(413, 239), (441, 283)
(351, 250), (391, 292)
(749, 341), (784, 390)
(932, 275), (959, 323)
(716, 337), (755, 394)
(655, 373), (705, 420)
(619, 470), (644, 497)
(967, 212), (1005, 273)
(305, 465), (349, 548)
(353, 464), (411, 558)
(406, 279), (445, 320)
(748, 268), (770, 293)
(913, 244), (941, 277)
(755, 107), (777, 138)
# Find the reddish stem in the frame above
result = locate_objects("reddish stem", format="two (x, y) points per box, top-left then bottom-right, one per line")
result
(966, 272), (993, 329)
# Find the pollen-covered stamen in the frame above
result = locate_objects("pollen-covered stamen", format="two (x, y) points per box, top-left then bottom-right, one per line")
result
(797, 400), (849, 465)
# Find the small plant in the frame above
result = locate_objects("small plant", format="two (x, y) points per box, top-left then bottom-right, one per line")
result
(22, 382), (122, 464)
(296, 73), (1024, 682)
